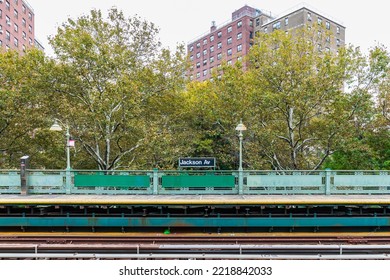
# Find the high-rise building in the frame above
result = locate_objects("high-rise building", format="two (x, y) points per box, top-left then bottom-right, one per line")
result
(187, 4), (345, 81)
(0, 0), (35, 53)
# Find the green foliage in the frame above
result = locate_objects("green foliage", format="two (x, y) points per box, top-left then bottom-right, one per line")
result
(0, 49), (54, 168)
(48, 8), (187, 170)
(0, 8), (389, 171)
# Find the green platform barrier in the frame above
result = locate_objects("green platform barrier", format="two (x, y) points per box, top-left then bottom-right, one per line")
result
(162, 175), (235, 188)
(74, 174), (150, 188)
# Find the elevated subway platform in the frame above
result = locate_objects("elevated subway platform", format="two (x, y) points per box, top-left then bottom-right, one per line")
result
(0, 194), (390, 230)
(1, 194), (390, 206)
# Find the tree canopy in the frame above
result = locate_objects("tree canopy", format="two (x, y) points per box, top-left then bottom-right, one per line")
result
(0, 8), (389, 171)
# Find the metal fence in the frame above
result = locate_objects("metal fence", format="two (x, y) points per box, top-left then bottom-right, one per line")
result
(0, 169), (389, 195)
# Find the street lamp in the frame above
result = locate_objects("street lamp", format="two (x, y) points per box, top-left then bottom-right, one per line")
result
(235, 120), (246, 194)
(50, 120), (71, 171)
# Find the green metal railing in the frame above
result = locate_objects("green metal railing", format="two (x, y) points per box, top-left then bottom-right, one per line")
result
(0, 169), (389, 195)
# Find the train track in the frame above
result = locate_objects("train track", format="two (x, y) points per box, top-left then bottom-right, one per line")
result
(0, 233), (390, 259)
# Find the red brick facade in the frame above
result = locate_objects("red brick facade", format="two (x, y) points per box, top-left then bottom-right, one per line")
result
(0, 0), (35, 53)
(187, 6), (262, 82)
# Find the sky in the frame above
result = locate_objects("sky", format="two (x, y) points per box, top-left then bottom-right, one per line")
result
(28, 0), (389, 56)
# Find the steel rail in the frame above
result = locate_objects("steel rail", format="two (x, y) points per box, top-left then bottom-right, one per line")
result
(1, 235), (390, 244)
(0, 253), (390, 260)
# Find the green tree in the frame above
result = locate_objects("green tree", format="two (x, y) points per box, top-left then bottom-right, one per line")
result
(0, 49), (54, 168)
(48, 8), (187, 170)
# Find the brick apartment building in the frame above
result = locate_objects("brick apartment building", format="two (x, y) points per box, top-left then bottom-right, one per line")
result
(187, 4), (345, 81)
(0, 0), (35, 53)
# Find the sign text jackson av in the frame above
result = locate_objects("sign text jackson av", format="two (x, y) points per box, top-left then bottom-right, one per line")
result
(179, 158), (216, 168)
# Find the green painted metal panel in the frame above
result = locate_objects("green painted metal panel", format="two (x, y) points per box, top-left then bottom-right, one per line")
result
(29, 174), (64, 187)
(162, 175), (235, 188)
(74, 174), (150, 188)
(0, 216), (390, 228)
(247, 175), (323, 187)
(0, 174), (20, 187)
(334, 175), (390, 187)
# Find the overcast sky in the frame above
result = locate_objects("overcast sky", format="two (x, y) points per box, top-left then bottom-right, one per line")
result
(28, 0), (389, 56)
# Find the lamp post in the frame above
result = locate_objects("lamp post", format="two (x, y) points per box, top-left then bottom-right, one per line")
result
(50, 120), (71, 171)
(50, 120), (72, 194)
(235, 120), (246, 194)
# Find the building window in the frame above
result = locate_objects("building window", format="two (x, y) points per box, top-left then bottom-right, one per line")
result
(318, 18), (322, 25)
(189, 45), (193, 52)
(336, 39), (340, 46)
(227, 26), (232, 33)
(210, 45), (214, 52)
(196, 72), (200, 78)
(14, 23), (18, 32)
(0, 40), (2, 47)
(28, 37), (32, 45)
(6, 31), (10, 41)
(196, 42), (200, 48)
(6, 1), (10, 11)
(190, 55), (194, 61)
(217, 31), (222, 38)
(203, 49), (207, 56)
(264, 27), (268, 33)
(203, 59), (207, 66)
(196, 62), (200, 68)
(28, 25), (32, 33)
(325, 47), (330, 52)
(196, 52), (200, 58)
(249, 20), (253, 27)
(217, 53), (222, 60)
(22, 4), (26, 13)
(237, 21), (242, 28)
(336, 26), (340, 34)
(22, 18), (26, 27)
(203, 69), (208, 76)
(227, 37), (232, 45)
(217, 42), (222, 49)
(14, 37), (18, 47)
(210, 56), (214, 63)
(227, 48), (232, 56)
(203, 38), (207, 45)
(272, 21), (281, 30)
(237, 44), (242, 52)
(6, 16), (11, 26)
(227, 60), (232, 65)
(326, 21), (330, 30)
(28, 12), (32, 20)
(326, 36), (330, 43)
(0, 9), (2, 19)
(210, 35), (214, 42)
(237, 56), (242, 61)
(285, 17), (288, 26)
(256, 18), (260, 26)
(307, 12), (312, 21)
(14, 9), (18, 19)
(237, 32), (242, 40)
